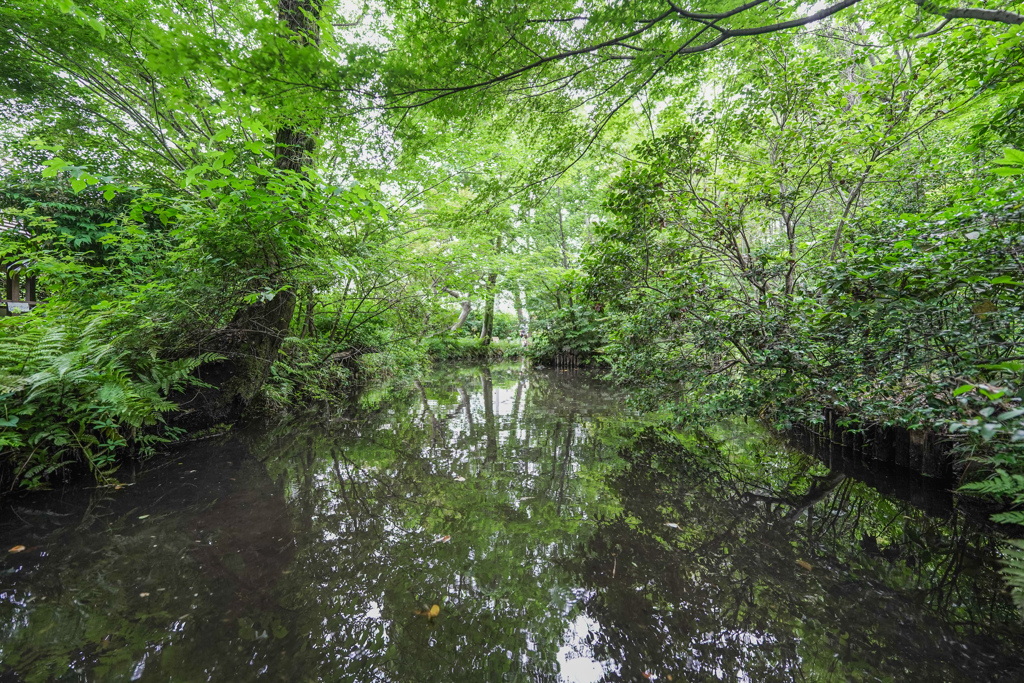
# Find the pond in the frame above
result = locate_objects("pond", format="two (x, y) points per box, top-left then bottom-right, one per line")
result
(2, 365), (1023, 682)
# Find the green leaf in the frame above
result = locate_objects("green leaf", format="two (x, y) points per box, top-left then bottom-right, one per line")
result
(979, 387), (1007, 400)
(990, 275), (1022, 285)
(979, 362), (1024, 373)
(991, 511), (1024, 525)
(1001, 148), (1024, 164)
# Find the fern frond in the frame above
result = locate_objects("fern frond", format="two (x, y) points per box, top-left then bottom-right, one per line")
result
(1, 307), (226, 487)
(0, 373), (28, 394)
(961, 469), (1024, 502)
(97, 381), (127, 405)
(991, 511), (1024, 525)
(1001, 540), (1024, 616)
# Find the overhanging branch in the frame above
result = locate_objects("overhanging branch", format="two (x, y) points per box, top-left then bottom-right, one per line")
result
(913, 0), (1024, 24)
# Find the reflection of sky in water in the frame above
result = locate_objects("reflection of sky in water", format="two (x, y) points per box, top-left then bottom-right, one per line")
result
(558, 615), (612, 683)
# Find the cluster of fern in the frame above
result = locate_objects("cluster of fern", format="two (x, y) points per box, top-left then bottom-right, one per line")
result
(959, 466), (1024, 614)
(0, 305), (217, 488)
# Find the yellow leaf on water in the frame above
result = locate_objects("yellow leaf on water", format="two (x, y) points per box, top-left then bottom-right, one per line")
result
(797, 560), (813, 571)
(414, 604), (441, 619)
(8, 545), (26, 553)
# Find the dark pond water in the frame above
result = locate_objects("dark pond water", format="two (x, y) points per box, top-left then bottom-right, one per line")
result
(2, 365), (1023, 682)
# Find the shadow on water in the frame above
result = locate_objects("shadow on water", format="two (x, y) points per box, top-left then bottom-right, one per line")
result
(1, 364), (1022, 682)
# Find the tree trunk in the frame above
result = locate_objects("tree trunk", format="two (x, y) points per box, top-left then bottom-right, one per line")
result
(479, 235), (502, 344)
(300, 292), (316, 339)
(173, 290), (297, 429)
(273, 0), (321, 172)
(479, 272), (497, 343)
(784, 213), (797, 296)
(556, 188), (573, 308)
(171, 0), (320, 429)
(514, 284), (526, 326)
(451, 299), (472, 331)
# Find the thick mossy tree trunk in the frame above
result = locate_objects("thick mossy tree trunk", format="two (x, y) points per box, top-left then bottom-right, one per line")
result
(175, 291), (298, 429)
(172, 0), (320, 429)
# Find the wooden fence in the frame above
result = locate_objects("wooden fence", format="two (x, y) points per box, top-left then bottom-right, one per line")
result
(787, 407), (956, 479)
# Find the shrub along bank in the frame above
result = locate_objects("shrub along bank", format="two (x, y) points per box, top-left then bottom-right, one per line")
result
(582, 169), (1024, 522)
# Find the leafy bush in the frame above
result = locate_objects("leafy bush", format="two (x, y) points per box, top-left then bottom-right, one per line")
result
(0, 307), (217, 488)
(355, 338), (428, 380)
(526, 305), (606, 366)
(0, 177), (159, 266)
(259, 337), (357, 411)
(423, 333), (522, 363)
(457, 311), (519, 339)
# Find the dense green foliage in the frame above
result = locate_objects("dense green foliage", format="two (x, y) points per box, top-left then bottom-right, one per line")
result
(0, 308), (218, 485)
(0, 0), (1023, 528)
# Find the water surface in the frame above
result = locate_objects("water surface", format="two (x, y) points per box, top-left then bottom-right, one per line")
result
(2, 365), (1022, 682)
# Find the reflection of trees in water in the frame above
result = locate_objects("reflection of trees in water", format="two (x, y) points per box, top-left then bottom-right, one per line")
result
(562, 432), (1024, 682)
(7, 368), (1020, 681)
(255, 367), (615, 681)
(261, 371), (1023, 682)
(252, 371), (1023, 682)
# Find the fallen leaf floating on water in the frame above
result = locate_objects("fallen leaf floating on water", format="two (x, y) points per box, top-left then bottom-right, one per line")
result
(663, 522), (680, 529)
(8, 545), (26, 553)
(414, 604), (441, 620)
(797, 560), (813, 571)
